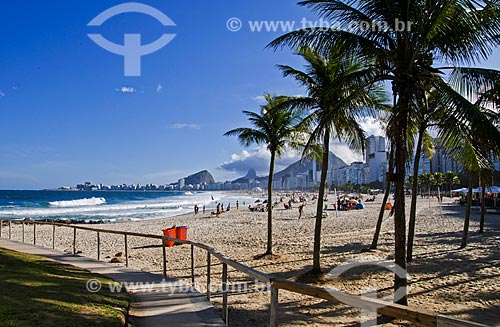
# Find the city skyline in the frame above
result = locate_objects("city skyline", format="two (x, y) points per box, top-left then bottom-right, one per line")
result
(1, 1), (499, 190)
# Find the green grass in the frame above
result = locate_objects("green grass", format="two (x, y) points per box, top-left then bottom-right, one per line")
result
(0, 248), (128, 327)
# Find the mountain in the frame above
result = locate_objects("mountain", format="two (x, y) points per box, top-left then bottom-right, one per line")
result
(232, 169), (258, 184)
(258, 152), (346, 181)
(244, 168), (257, 180)
(184, 170), (215, 185)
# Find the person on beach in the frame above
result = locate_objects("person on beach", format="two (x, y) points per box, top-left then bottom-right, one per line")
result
(236, 200), (239, 210)
(216, 203), (220, 215)
(298, 203), (305, 219)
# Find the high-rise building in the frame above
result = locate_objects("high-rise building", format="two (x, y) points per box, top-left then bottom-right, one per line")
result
(430, 140), (463, 174)
(178, 178), (185, 190)
(337, 162), (369, 185)
(365, 135), (389, 184)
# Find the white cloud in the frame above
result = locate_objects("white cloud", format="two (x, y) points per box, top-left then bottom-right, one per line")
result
(115, 86), (137, 94)
(156, 84), (163, 93)
(170, 123), (201, 130)
(220, 117), (387, 175)
(0, 90), (4, 97)
(330, 142), (363, 165)
(359, 117), (385, 137)
(220, 145), (301, 176)
(252, 95), (266, 103)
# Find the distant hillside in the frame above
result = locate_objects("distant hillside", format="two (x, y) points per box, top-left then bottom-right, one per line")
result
(184, 170), (215, 185)
(232, 169), (258, 184)
(258, 152), (346, 181)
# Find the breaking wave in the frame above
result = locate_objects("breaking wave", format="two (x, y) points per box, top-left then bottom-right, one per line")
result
(48, 197), (107, 207)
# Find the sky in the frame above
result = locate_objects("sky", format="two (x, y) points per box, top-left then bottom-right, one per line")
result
(0, 0), (499, 189)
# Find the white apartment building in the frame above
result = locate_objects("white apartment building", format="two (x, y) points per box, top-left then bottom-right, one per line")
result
(366, 135), (389, 183)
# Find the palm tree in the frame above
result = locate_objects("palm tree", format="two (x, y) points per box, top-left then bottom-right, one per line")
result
(370, 144), (394, 250)
(407, 125), (436, 261)
(269, 0), (500, 304)
(434, 172), (445, 201)
(277, 46), (384, 275)
(445, 70), (500, 242)
(436, 103), (497, 247)
(224, 94), (301, 256)
(445, 171), (460, 197)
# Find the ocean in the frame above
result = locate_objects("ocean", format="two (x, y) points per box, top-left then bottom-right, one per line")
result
(0, 190), (257, 222)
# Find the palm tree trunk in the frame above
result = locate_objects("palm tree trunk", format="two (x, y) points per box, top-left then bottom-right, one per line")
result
(370, 145), (394, 249)
(393, 87), (409, 306)
(428, 184), (431, 208)
(265, 151), (276, 255)
(407, 128), (424, 262)
(312, 130), (330, 273)
(370, 181), (391, 249)
(461, 173), (474, 248)
(479, 180), (485, 233)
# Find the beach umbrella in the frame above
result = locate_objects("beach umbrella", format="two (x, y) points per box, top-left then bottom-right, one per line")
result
(255, 199), (261, 203)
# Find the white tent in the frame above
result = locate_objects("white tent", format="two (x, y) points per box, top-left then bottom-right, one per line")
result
(453, 186), (500, 193)
(472, 186), (500, 193)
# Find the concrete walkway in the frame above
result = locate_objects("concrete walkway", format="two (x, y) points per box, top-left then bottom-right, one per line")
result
(0, 239), (225, 327)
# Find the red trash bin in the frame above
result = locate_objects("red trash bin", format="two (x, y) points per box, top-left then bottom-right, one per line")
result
(175, 226), (188, 244)
(162, 227), (176, 247)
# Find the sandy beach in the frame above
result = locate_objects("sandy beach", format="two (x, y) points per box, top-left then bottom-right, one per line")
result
(7, 194), (499, 326)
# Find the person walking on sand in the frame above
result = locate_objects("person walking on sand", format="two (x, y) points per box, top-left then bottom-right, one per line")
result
(202, 205), (205, 214)
(194, 205), (198, 216)
(298, 203), (305, 219)
(236, 200), (239, 210)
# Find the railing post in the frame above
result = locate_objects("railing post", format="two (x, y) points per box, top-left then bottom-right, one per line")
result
(222, 262), (228, 325)
(33, 222), (36, 245)
(52, 225), (55, 249)
(97, 232), (100, 261)
(162, 240), (167, 278)
(206, 252), (211, 300)
(22, 222), (25, 243)
(9, 220), (12, 240)
(269, 286), (279, 327)
(191, 244), (195, 287)
(124, 234), (129, 267)
(73, 227), (76, 254)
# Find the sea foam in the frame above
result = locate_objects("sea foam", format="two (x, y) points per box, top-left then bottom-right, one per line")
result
(48, 197), (106, 207)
